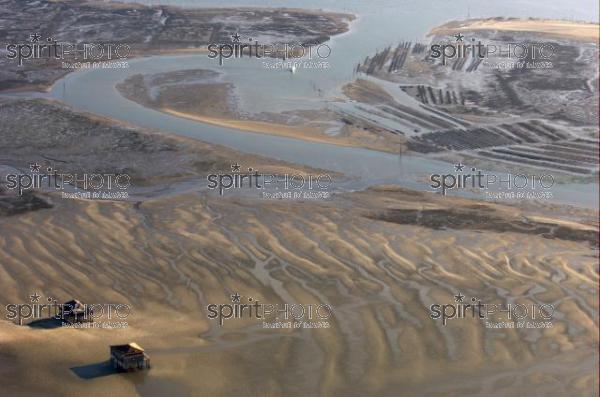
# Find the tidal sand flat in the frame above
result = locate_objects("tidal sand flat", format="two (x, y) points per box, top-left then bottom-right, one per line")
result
(430, 18), (600, 41)
(0, 95), (596, 397)
(116, 69), (405, 154)
(0, 183), (597, 396)
(0, 1), (598, 396)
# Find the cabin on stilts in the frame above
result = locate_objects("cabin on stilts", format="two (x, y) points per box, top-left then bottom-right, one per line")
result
(109, 342), (150, 371)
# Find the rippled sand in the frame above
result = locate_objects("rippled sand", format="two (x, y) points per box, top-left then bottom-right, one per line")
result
(0, 186), (596, 396)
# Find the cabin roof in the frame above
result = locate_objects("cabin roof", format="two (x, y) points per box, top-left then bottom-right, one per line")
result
(110, 342), (145, 354)
(63, 299), (84, 307)
(61, 299), (91, 314)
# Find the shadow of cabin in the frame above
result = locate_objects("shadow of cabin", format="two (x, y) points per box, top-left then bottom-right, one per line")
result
(110, 343), (151, 371)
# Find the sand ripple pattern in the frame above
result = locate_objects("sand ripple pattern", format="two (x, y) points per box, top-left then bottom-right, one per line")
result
(0, 192), (597, 397)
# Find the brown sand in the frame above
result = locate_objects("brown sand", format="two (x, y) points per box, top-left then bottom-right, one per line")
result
(162, 108), (361, 147)
(431, 18), (599, 42)
(0, 185), (596, 396)
(342, 79), (395, 105)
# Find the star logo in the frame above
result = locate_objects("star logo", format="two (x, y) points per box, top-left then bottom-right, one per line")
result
(29, 33), (41, 43)
(454, 33), (465, 42)
(30, 293), (41, 303)
(230, 293), (241, 303)
(231, 163), (241, 172)
(454, 293), (465, 303)
(29, 163), (41, 172)
(231, 32), (241, 42)
(454, 163), (464, 172)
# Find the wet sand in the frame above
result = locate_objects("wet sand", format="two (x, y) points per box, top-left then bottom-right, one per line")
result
(161, 108), (403, 153)
(0, 11), (597, 397)
(0, 182), (597, 396)
(0, 100), (596, 396)
(116, 70), (405, 154)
